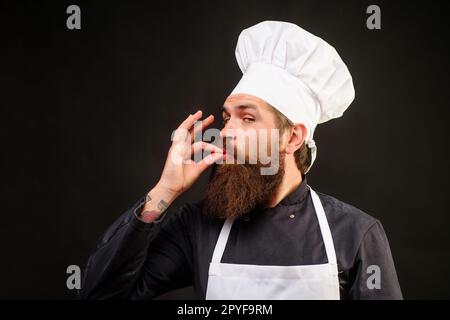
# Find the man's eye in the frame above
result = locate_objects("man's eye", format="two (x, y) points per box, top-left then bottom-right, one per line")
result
(243, 117), (255, 123)
(222, 118), (230, 124)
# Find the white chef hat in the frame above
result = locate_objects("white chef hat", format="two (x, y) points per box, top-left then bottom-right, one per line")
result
(230, 21), (355, 173)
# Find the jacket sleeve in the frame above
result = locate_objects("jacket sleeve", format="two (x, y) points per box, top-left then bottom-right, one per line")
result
(80, 195), (194, 300)
(347, 220), (403, 299)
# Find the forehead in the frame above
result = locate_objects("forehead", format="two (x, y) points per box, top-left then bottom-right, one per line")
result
(223, 94), (272, 113)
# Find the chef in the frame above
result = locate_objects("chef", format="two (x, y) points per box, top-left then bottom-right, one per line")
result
(81, 21), (402, 300)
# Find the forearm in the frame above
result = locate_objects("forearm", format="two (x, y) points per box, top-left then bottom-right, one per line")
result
(139, 183), (180, 223)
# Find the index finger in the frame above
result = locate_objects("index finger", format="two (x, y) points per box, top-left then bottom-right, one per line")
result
(178, 110), (203, 130)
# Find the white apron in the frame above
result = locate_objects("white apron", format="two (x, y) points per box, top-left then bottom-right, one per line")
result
(205, 186), (340, 300)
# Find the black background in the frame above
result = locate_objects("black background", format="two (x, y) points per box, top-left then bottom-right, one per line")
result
(1, 0), (449, 299)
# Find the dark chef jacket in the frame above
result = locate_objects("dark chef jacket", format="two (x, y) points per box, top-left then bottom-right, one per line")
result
(80, 177), (403, 300)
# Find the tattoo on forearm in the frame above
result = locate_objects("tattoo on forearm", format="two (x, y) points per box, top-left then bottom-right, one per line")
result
(157, 200), (169, 212)
(145, 194), (168, 212)
(141, 194), (169, 220)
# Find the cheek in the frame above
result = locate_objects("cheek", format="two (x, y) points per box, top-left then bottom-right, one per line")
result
(261, 126), (283, 155)
(246, 128), (279, 158)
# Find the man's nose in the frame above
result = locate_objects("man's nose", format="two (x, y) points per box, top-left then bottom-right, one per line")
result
(220, 122), (234, 140)
(221, 116), (243, 135)
(219, 123), (235, 149)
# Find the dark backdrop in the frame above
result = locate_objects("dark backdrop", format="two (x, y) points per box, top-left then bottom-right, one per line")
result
(1, 0), (449, 299)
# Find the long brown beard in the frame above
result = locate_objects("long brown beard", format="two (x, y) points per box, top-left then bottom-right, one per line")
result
(202, 155), (285, 220)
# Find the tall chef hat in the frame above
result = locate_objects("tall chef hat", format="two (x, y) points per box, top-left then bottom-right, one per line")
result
(230, 21), (355, 173)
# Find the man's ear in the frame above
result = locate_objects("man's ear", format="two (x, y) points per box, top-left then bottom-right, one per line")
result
(285, 123), (307, 155)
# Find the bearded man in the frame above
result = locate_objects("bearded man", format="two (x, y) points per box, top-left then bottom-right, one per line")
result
(81, 21), (402, 300)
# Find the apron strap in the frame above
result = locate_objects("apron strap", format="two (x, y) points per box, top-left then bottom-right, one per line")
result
(308, 186), (338, 265)
(211, 218), (234, 263)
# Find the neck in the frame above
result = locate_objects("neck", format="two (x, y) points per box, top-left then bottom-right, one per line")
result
(265, 160), (303, 208)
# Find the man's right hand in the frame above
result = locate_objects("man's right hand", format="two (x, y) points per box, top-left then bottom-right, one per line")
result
(140, 110), (224, 222)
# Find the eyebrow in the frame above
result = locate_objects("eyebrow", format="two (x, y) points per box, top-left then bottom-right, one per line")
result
(222, 104), (258, 114)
